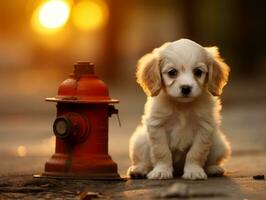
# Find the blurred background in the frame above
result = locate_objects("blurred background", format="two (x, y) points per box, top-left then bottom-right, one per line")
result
(0, 0), (266, 176)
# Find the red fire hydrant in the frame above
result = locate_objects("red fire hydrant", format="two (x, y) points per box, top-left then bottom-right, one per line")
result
(43, 62), (121, 179)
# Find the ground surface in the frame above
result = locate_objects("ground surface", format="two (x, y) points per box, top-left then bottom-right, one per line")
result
(0, 83), (266, 199)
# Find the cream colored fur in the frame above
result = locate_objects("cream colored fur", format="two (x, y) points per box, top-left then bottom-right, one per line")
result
(128, 39), (231, 180)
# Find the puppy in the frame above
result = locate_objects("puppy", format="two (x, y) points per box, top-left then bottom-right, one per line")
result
(127, 39), (231, 180)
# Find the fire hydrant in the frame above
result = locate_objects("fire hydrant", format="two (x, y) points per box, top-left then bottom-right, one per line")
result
(43, 62), (121, 179)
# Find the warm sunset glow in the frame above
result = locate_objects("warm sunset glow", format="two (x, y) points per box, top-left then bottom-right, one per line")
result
(31, 0), (70, 34)
(39, 0), (69, 28)
(72, 0), (109, 31)
(17, 145), (27, 157)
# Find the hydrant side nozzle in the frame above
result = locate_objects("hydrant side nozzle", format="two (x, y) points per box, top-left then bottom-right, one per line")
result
(53, 113), (90, 143)
(53, 116), (73, 139)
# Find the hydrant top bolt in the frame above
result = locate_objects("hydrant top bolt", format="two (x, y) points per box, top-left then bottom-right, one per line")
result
(74, 62), (94, 75)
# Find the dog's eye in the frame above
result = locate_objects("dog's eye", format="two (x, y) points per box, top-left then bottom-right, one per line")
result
(194, 68), (203, 77)
(167, 68), (178, 78)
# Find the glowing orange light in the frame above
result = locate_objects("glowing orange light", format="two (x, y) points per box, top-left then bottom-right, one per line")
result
(72, 0), (109, 31)
(31, 0), (70, 34)
(17, 145), (27, 157)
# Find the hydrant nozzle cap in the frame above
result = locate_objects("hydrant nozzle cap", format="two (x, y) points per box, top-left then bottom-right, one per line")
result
(74, 62), (94, 75)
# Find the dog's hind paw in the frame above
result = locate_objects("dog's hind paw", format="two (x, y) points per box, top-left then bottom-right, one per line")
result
(127, 165), (149, 179)
(205, 165), (224, 176)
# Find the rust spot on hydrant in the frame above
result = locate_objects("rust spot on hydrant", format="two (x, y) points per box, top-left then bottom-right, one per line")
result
(42, 62), (121, 179)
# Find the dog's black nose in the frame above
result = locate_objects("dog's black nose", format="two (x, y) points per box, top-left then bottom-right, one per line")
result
(181, 85), (192, 96)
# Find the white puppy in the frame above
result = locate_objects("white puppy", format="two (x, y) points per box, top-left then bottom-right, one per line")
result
(127, 39), (231, 180)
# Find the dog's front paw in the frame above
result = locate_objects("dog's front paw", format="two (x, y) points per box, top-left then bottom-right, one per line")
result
(182, 164), (207, 180)
(147, 165), (173, 180)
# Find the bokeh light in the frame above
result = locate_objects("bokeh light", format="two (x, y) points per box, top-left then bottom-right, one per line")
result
(17, 145), (27, 157)
(72, 0), (109, 31)
(39, 0), (70, 28)
(31, 0), (70, 34)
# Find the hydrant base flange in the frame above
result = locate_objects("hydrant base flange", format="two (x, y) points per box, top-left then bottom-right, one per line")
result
(43, 153), (121, 180)
(40, 174), (123, 180)
(34, 174), (125, 181)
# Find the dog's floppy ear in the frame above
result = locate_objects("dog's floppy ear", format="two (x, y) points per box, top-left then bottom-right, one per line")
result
(205, 47), (230, 96)
(136, 52), (161, 96)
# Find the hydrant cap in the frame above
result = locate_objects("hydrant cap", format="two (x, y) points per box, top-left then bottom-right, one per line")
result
(46, 62), (119, 104)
